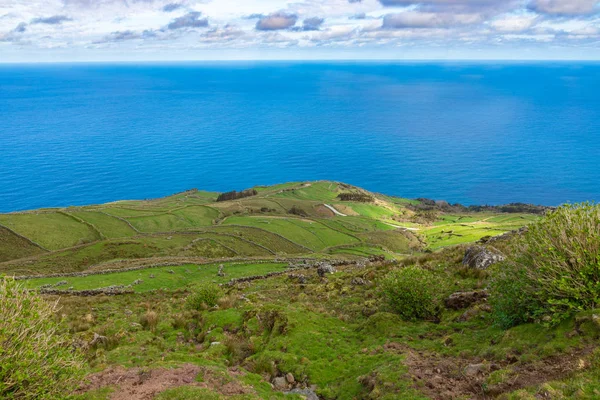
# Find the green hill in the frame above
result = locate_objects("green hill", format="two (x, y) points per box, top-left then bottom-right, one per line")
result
(0, 181), (537, 276)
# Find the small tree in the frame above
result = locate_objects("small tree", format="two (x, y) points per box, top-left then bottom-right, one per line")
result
(0, 278), (85, 399)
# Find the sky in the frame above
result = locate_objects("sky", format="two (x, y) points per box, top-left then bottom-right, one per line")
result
(1, 0), (599, 62)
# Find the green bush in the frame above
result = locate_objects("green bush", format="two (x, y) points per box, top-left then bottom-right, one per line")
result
(490, 203), (600, 327)
(380, 266), (443, 321)
(488, 261), (543, 329)
(0, 278), (86, 399)
(186, 283), (223, 310)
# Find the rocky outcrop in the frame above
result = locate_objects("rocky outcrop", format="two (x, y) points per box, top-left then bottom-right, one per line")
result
(445, 290), (488, 310)
(462, 245), (505, 270)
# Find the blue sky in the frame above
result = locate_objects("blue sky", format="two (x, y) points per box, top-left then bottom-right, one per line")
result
(1, 0), (599, 62)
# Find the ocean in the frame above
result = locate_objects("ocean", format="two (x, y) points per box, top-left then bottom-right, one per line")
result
(1, 62), (599, 212)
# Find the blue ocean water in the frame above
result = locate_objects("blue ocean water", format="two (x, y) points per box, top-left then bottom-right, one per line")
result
(1, 62), (599, 212)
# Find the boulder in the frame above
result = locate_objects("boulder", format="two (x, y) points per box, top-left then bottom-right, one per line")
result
(445, 290), (488, 310)
(462, 245), (505, 270)
(317, 263), (336, 277)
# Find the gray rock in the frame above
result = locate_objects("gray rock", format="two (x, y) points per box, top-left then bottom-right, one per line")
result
(462, 245), (505, 270)
(286, 388), (319, 400)
(273, 376), (288, 390)
(89, 332), (108, 347)
(317, 263), (336, 277)
(445, 290), (488, 310)
(285, 372), (295, 384)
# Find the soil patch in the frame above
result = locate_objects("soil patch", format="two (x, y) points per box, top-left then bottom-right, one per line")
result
(78, 364), (252, 399)
(384, 342), (595, 399)
(314, 205), (335, 217)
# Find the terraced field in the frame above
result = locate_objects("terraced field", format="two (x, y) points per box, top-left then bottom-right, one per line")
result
(0, 181), (539, 279)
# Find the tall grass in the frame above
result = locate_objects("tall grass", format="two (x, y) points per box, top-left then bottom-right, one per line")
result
(0, 278), (85, 399)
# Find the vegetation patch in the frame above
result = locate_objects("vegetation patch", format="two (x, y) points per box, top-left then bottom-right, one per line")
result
(490, 203), (600, 327)
(217, 189), (258, 202)
(381, 266), (445, 321)
(0, 278), (86, 398)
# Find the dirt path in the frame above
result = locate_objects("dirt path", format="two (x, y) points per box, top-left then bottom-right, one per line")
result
(323, 204), (347, 217)
(382, 221), (419, 231)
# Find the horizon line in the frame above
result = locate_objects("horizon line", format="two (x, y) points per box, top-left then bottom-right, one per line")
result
(2, 58), (600, 65)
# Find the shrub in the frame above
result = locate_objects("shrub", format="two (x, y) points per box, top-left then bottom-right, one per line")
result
(337, 193), (374, 202)
(288, 206), (308, 217)
(489, 203), (600, 327)
(216, 189), (257, 202)
(186, 283), (223, 310)
(0, 278), (86, 399)
(488, 261), (543, 329)
(380, 266), (443, 321)
(257, 306), (289, 335)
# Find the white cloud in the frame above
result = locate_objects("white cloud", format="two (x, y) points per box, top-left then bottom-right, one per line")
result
(382, 11), (482, 28)
(1, 0), (599, 60)
(490, 14), (538, 32)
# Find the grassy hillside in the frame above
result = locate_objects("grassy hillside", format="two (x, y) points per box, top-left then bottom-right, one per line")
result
(6, 181), (585, 400)
(0, 181), (537, 276)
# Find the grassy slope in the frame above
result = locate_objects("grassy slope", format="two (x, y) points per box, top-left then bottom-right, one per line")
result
(0, 212), (100, 250)
(56, 250), (599, 400)
(0, 225), (47, 262)
(23, 261), (287, 292)
(7, 181), (595, 399)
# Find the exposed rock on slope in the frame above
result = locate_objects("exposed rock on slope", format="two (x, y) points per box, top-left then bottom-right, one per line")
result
(462, 245), (505, 270)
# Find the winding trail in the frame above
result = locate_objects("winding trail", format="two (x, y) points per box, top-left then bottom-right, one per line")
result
(323, 204), (347, 217)
(382, 222), (419, 231)
(324, 203), (419, 231)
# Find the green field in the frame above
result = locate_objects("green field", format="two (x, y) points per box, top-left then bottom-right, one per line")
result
(0, 212), (100, 250)
(223, 216), (359, 251)
(22, 261), (287, 292)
